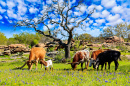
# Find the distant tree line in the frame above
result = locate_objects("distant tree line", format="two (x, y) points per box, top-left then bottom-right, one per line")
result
(100, 23), (130, 41)
(0, 31), (52, 47)
(74, 23), (130, 43)
(0, 23), (130, 47)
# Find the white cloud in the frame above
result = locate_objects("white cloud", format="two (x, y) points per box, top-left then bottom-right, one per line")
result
(0, 15), (3, 20)
(48, 24), (54, 29)
(93, 23), (98, 26)
(74, 11), (82, 16)
(7, 1), (15, 9)
(43, 26), (48, 31)
(89, 20), (93, 24)
(89, 28), (100, 37)
(29, 7), (38, 14)
(88, 4), (96, 12)
(101, 10), (110, 18)
(79, 4), (87, 13)
(5, 16), (8, 19)
(96, 5), (103, 11)
(33, 18), (38, 23)
(91, 11), (101, 18)
(71, 0), (76, 4)
(106, 18), (124, 26)
(16, 0), (27, 15)
(96, 19), (105, 25)
(46, 0), (52, 4)
(7, 9), (17, 19)
(106, 14), (120, 22)
(69, 18), (75, 23)
(0, 6), (6, 13)
(17, 4), (27, 16)
(75, 27), (100, 37)
(111, 6), (124, 13)
(26, 0), (40, 2)
(0, 1), (6, 6)
(101, 0), (116, 8)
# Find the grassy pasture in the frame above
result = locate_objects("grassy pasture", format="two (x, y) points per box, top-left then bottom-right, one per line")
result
(0, 60), (130, 86)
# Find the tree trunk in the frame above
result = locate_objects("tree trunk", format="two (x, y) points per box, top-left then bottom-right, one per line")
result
(64, 44), (71, 59)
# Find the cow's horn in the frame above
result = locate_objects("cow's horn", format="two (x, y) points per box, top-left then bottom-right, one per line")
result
(74, 62), (79, 64)
(66, 62), (72, 64)
(16, 61), (27, 69)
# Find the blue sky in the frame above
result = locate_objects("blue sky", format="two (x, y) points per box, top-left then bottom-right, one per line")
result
(0, 0), (130, 38)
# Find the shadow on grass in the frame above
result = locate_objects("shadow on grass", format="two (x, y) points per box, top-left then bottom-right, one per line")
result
(12, 67), (28, 70)
(55, 68), (98, 72)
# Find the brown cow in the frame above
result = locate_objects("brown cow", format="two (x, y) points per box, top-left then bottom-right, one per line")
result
(16, 47), (46, 70)
(68, 49), (90, 70)
(89, 49), (110, 70)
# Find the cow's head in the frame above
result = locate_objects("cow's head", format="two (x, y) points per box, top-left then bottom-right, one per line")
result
(27, 61), (33, 70)
(68, 62), (79, 70)
(89, 58), (96, 67)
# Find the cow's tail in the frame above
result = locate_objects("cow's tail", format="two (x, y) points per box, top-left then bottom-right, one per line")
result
(119, 57), (122, 61)
(118, 52), (122, 61)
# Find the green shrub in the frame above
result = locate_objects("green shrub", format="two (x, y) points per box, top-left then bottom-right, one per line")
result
(116, 45), (128, 52)
(54, 49), (65, 63)
(48, 47), (55, 52)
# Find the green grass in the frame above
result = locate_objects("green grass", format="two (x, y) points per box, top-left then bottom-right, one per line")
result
(0, 60), (130, 86)
(121, 52), (130, 55)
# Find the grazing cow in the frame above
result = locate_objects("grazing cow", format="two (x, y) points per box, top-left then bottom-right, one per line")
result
(40, 60), (53, 71)
(89, 49), (110, 69)
(16, 47), (46, 70)
(68, 49), (90, 70)
(95, 50), (121, 71)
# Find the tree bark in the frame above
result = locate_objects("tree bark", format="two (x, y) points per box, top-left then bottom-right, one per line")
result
(64, 44), (71, 59)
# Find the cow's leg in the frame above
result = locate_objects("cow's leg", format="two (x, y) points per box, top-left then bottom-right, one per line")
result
(81, 63), (83, 70)
(96, 62), (100, 71)
(108, 62), (111, 70)
(50, 67), (51, 71)
(41, 64), (43, 68)
(114, 60), (119, 71)
(85, 62), (89, 69)
(86, 61), (89, 69)
(73, 64), (77, 70)
(29, 63), (33, 70)
(101, 63), (104, 70)
(52, 67), (53, 71)
(97, 66), (99, 70)
(45, 67), (48, 71)
(45, 68), (47, 71)
(105, 62), (107, 70)
(93, 63), (96, 69)
(35, 60), (38, 70)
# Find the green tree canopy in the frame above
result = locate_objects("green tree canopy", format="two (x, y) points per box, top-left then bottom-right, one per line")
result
(100, 23), (130, 39)
(13, 32), (41, 46)
(7, 38), (19, 45)
(115, 23), (128, 38)
(0, 32), (7, 45)
(74, 33), (93, 42)
(100, 26), (114, 38)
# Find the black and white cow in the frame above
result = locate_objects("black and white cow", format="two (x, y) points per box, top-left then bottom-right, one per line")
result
(95, 50), (121, 71)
